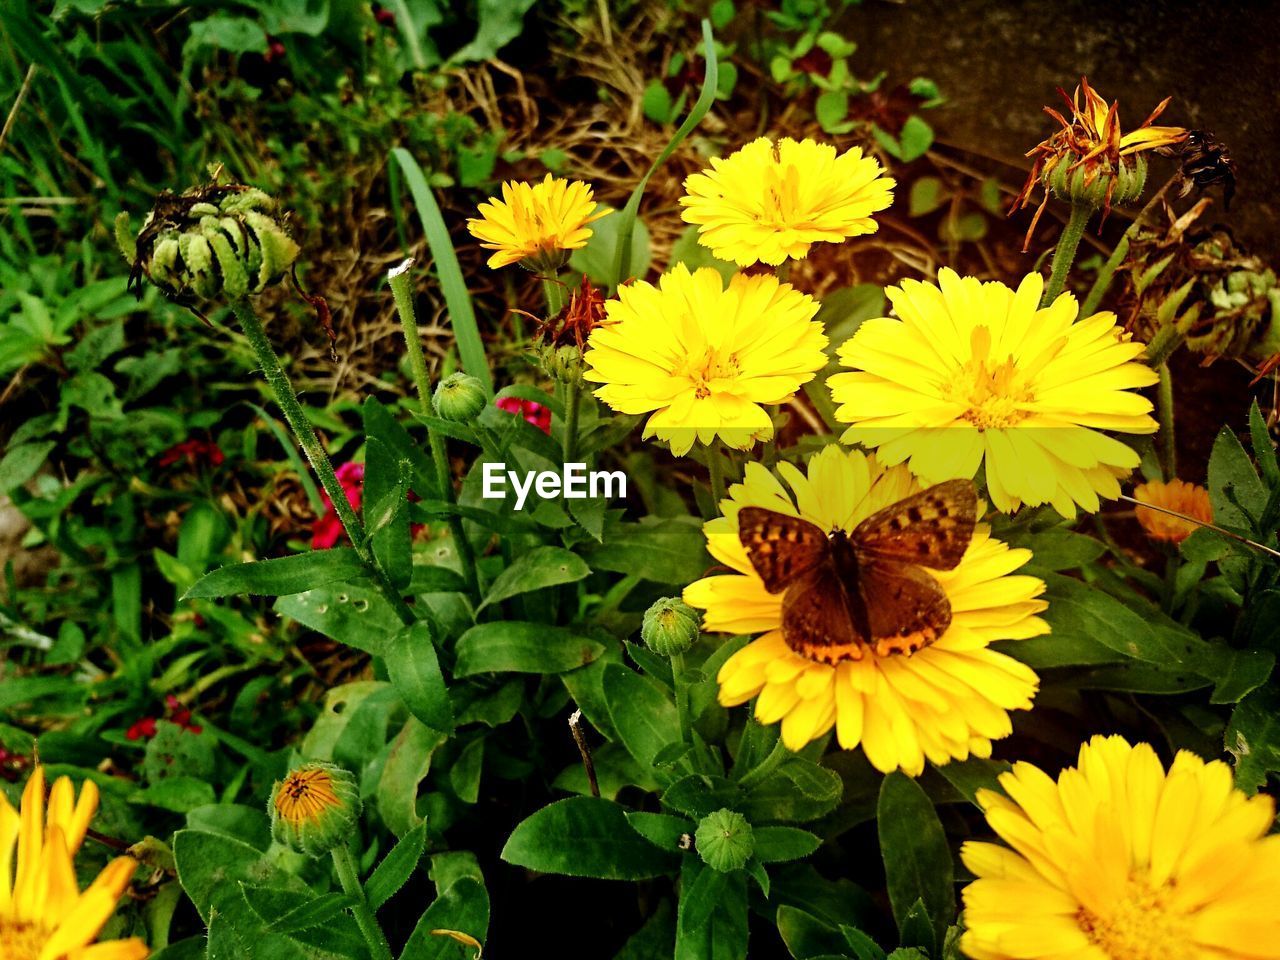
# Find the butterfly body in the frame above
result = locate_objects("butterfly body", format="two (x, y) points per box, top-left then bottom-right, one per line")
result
(737, 480), (977, 664)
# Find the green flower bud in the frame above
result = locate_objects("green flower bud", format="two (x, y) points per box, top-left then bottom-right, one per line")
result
(695, 808), (753, 872)
(269, 761), (361, 858)
(641, 597), (701, 657)
(128, 182), (299, 303)
(1044, 154), (1147, 210)
(536, 342), (586, 387)
(433, 373), (488, 422)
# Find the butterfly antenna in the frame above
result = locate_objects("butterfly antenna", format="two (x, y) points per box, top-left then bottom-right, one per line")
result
(1117, 494), (1280, 561)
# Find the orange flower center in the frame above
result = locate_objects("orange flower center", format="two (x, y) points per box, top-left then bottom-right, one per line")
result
(274, 767), (340, 825)
(684, 348), (742, 399)
(949, 327), (1034, 429)
(0, 917), (49, 960)
(1077, 875), (1194, 960)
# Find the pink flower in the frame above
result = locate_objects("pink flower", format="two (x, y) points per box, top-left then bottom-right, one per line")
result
(158, 438), (226, 470)
(496, 397), (552, 435)
(125, 695), (202, 741)
(312, 462), (365, 550)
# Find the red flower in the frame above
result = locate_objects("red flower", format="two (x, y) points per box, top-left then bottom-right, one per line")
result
(158, 438), (226, 470)
(496, 397), (552, 435)
(125, 717), (158, 741)
(126, 695), (203, 741)
(312, 461), (365, 550)
(372, 3), (396, 26)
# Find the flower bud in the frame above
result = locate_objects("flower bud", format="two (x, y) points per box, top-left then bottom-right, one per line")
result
(536, 342), (586, 387)
(433, 373), (487, 422)
(1045, 153), (1147, 210)
(641, 597), (701, 657)
(269, 761), (361, 858)
(127, 183), (299, 303)
(695, 808), (753, 872)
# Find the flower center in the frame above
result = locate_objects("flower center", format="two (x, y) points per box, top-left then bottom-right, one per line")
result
(685, 348), (742, 399)
(0, 917), (48, 960)
(948, 326), (1034, 429)
(1077, 875), (1194, 960)
(274, 768), (340, 825)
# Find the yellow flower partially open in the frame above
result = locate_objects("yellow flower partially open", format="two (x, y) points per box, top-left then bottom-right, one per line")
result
(1, 766), (147, 960)
(830, 268), (1159, 517)
(683, 446), (1048, 776)
(1134, 478), (1213, 544)
(467, 174), (608, 271)
(583, 264), (828, 456)
(961, 735), (1280, 960)
(680, 137), (895, 267)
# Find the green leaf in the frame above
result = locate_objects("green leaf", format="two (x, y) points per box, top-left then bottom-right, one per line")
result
(184, 550), (367, 599)
(675, 860), (748, 960)
(752, 826), (822, 863)
(479, 546), (590, 610)
(612, 20), (717, 287)
(625, 811), (694, 851)
(643, 81), (675, 123)
(454, 622), (604, 676)
(366, 822), (428, 911)
(450, 737), (484, 804)
(0, 440), (55, 494)
(502, 796), (678, 880)
(390, 148), (491, 394)
(364, 427), (411, 591)
(1249, 401), (1280, 487)
(841, 926), (887, 960)
(386, 621), (453, 734)
(908, 177), (944, 216)
(186, 15), (268, 54)
(275, 582), (403, 656)
(877, 772), (954, 953)
(378, 717), (447, 837)
(896, 898), (935, 953)
(1209, 425), (1269, 532)
(266, 892), (357, 934)
(603, 663), (680, 771)
(571, 211), (648, 287)
(776, 904), (847, 959)
(815, 90), (848, 132)
(584, 519), (712, 585)
(173, 830), (310, 926)
(932, 757), (1009, 804)
(400, 877), (489, 960)
(742, 758), (843, 823)
(1225, 686), (1280, 793)
(898, 115), (934, 162)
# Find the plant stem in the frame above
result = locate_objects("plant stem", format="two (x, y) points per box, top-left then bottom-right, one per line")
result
(543, 276), (565, 317)
(332, 842), (392, 960)
(1080, 175), (1179, 317)
(387, 264), (482, 600)
(562, 379), (581, 463)
(1040, 201), (1093, 307)
(231, 300), (415, 625)
(737, 737), (789, 790)
(707, 448), (726, 514)
(670, 651), (692, 746)
(1157, 361), (1177, 480)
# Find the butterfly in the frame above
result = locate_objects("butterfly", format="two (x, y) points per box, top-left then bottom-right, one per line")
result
(736, 479), (978, 664)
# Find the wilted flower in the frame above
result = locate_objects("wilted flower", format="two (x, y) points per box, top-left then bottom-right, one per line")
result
(121, 182), (299, 302)
(496, 396), (553, 435)
(1, 767), (148, 960)
(1012, 77), (1186, 248)
(467, 175), (609, 272)
(680, 137), (894, 266)
(1134, 478), (1213, 544)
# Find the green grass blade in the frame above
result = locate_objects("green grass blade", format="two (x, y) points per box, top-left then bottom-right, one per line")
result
(389, 147), (493, 396)
(610, 19), (717, 289)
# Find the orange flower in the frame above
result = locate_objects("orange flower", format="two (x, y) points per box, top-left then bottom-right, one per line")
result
(1012, 77), (1186, 249)
(1134, 478), (1213, 544)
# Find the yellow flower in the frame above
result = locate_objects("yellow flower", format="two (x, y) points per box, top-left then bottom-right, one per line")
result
(829, 268), (1159, 517)
(1134, 478), (1213, 544)
(960, 735), (1280, 960)
(466, 174), (609, 271)
(682, 446), (1048, 776)
(679, 137), (895, 267)
(1, 766), (147, 960)
(1013, 77), (1187, 248)
(583, 264), (828, 456)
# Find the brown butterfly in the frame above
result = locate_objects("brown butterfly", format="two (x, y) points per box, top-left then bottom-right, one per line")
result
(737, 479), (977, 663)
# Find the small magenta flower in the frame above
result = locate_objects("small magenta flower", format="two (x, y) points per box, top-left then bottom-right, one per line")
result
(496, 396), (552, 435)
(312, 462), (365, 550)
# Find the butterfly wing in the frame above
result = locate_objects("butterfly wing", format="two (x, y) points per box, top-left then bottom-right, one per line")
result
(781, 563), (868, 664)
(858, 559), (953, 656)
(854, 479), (977, 571)
(738, 507), (831, 595)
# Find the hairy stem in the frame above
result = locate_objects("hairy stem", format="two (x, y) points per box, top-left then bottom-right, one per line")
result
(562, 379), (581, 464)
(1157, 361), (1177, 480)
(231, 299), (414, 625)
(430, 431), (481, 599)
(332, 842), (393, 960)
(737, 738), (789, 790)
(1041, 202), (1093, 307)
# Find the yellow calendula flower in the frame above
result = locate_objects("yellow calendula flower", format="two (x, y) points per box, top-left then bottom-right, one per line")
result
(583, 264), (828, 456)
(467, 174), (609, 271)
(679, 137), (895, 267)
(1134, 478), (1214, 544)
(960, 735), (1280, 960)
(830, 268), (1159, 517)
(1, 766), (147, 960)
(683, 446), (1048, 776)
